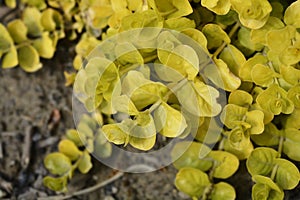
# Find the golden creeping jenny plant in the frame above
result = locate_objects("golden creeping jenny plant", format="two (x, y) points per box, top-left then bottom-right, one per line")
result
(1, 0), (300, 199)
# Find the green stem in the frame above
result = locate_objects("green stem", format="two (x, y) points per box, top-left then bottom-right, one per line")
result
(218, 136), (224, 151)
(213, 22), (240, 58)
(271, 164), (279, 181)
(277, 136), (284, 158)
(268, 61), (281, 85)
(270, 135), (284, 181)
(201, 184), (213, 200)
(143, 54), (158, 63)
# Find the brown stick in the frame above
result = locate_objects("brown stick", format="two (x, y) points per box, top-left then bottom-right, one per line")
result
(38, 172), (124, 200)
(21, 127), (32, 169)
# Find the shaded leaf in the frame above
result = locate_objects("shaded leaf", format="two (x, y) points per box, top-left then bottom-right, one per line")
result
(43, 176), (67, 192)
(18, 45), (42, 72)
(78, 151), (93, 174)
(171, 141), (213, 171)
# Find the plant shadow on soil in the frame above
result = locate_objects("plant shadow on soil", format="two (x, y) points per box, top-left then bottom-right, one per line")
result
(0, 42), (299, 200)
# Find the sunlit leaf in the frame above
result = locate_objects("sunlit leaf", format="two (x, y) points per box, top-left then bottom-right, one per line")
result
(231, 0), (272, 29)
(250, 17), (284, 46)
(181, 28), (208, 54)
(154, 102), (187, 137)
(245, 110), (265, 135)
(251, 64), (280, 87)
(228, 90), (253, 107)
(44, 152), (72, 175)
(239, 54), (268, 82)
(148, 0), (193, 19)
(2, 46), (18, 69)
(158, 44), (199, 80)
(41, 8), (64, 32)
(284, 0), (300, 28)
(22, 7), (43, 37)
(204, 58), (241, 91)
(7, 20), (28, 43)
(256, 84), (294, 115)
(274, 158), (300, 190)
(220, 104), (248, 129)
(283, 128), (300, 162)
(113, 95), (139, 115)
(211, 182), (236, 200)
(58, 139), (82, 161)
(202, 24), (230, 49)
(122, 71), (169, 110)
(287, 85), (300, 108)
(246, 147), (277, 176)
(209, 151), (239, 179)
(252, 175), (282, 192)
(164, 17), (195, 31)
(201, 0), (231, 15)
(115, 42), (144, 65)
(252, 183), (284, 200)
(175, 79), (221, 117)
(220, 44), (246, 76)
(5, 0), (16, 8)
(33, 32), (55, 58)
(224, 138), (254, 160)
(266, 26), (296, 54)
(175, 167), (211, 198)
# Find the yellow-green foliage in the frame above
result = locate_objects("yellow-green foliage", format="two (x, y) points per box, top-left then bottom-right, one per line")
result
(43, 114), (111, 192)
(2, 0), (300, 199)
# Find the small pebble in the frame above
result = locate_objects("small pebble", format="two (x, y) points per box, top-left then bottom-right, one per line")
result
(104, 195), (115, 200)
(111, 186), (118, 194)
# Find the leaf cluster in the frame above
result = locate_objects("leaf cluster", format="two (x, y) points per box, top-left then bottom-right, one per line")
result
(43, 114), (112, 192)
(2, 0), (300, 198)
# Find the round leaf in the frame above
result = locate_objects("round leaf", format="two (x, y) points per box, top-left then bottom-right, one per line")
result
(78, 151), (93, 174)
(18, 45), (42, 72)
(252, 183), (284, 200)
(246, 147), (277, 176)
(283, 128), (300, 161)
(209, 151), (239, 179)
(204, 58), (241, 92)
(7, 20), (28, 43)
(211, 182), (236, 200)
(228, 90), (253, 107)
(44, 152), (72, 176)
(58, 139), (82, 161)
(284, 0), (300, 28)
(154, 102), (187, 137)
(252, 175), (281, 192)
(175, 167), (211, 198)
(274, 158), (300, 190)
